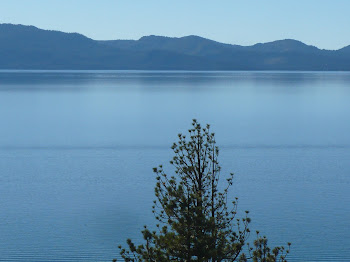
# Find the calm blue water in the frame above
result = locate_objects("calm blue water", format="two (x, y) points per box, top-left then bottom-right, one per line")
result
(0, 71), (349, 262)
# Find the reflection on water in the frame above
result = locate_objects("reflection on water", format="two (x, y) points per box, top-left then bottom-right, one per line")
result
(0, 71), (349, 261)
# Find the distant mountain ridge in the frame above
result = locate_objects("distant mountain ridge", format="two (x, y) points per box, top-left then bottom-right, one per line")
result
(1, 23), (349, 70)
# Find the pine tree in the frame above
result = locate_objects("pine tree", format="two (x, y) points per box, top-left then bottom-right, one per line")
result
(117, 120), (290, 262)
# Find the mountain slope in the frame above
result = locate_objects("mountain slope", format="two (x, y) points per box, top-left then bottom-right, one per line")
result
(1, 23), (350, 70)
(0, 24), (215, 69)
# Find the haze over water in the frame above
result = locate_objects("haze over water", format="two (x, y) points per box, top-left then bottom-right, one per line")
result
(0, 71), (349, 261)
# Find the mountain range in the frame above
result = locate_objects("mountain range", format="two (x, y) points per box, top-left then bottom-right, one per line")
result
(1, 23), (350, 70)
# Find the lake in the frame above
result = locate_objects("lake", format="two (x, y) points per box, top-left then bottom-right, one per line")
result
(0, 71), (349, 261)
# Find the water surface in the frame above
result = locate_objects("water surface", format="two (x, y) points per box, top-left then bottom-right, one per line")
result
(0, 71), (349, 261)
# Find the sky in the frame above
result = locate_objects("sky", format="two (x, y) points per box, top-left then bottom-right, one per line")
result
(0, 0), (349, 50)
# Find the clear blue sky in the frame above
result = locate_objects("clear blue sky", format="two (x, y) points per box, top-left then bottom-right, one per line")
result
(0, 0), (349, 50)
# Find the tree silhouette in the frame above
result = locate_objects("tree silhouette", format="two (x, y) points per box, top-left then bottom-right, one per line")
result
(117, 120), (290, 262)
